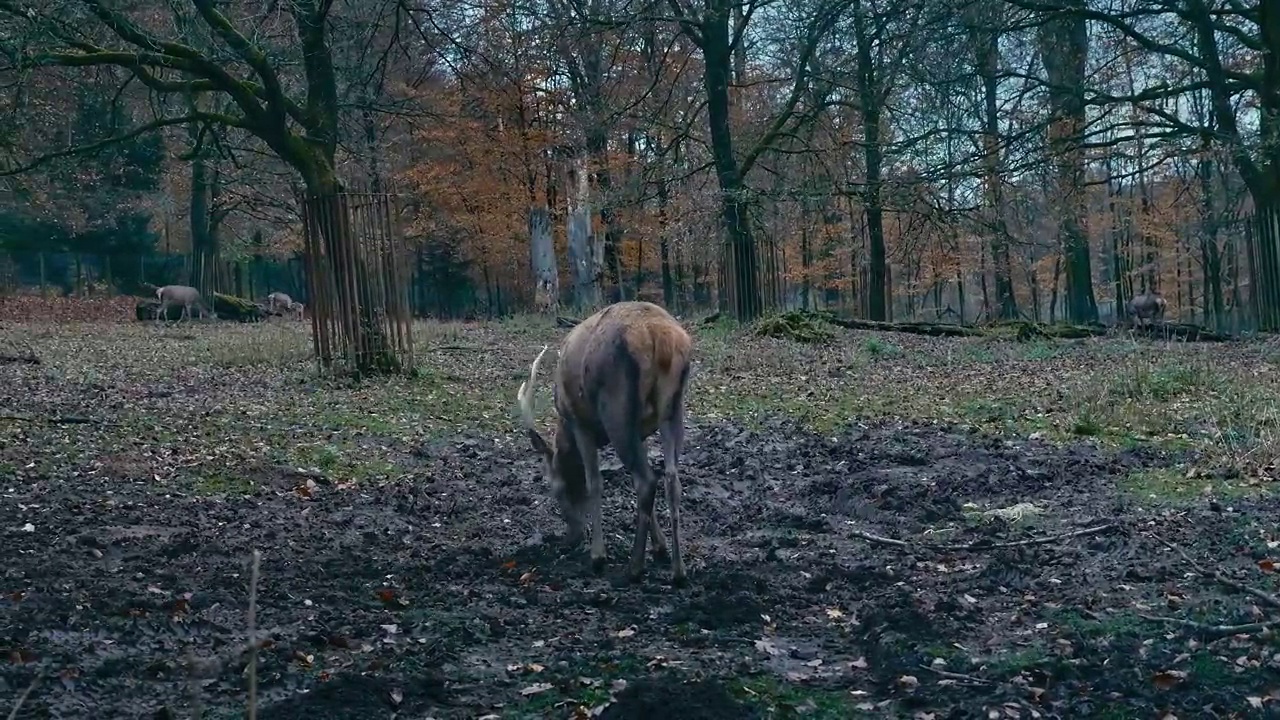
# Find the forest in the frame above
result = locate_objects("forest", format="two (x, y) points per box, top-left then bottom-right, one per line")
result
(1, 0), (1279, 718)
(0, 0), (1273, 330)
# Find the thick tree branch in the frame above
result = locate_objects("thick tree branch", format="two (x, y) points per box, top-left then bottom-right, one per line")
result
(186, 0), (308, 129)
(0, 112), (247, 176)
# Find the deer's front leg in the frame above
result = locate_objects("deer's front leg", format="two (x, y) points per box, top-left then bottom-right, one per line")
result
(572, 427), (606, 573)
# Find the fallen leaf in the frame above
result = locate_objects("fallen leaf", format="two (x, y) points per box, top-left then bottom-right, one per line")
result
(376, 588), (407, 606)
(1152, 670), (1188, 690)
(615, 627), (636, 638)
(755, 639), (780, 656)
(1259, 559), (1276, 573)
(520, 683), (554, 696)
(1247, 697), (1264, 710)
(850, 657), (869, 669)
(898, 675), (919, 690)
(389, 687), (403, 706)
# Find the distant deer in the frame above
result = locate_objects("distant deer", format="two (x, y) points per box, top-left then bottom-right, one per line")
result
(288, 301), (305, 320)
(516, 301), (693, 585)
(265, 292), (294, 316)
(1126, 293), (1168, 328)
(155, 285), (214, 322)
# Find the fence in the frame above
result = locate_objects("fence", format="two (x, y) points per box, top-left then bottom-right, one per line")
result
(301, 191), (414, 375)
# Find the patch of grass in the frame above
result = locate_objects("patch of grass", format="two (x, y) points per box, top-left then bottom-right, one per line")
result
(1020, 341), (1061, 360)
(1120, 466), (1262, 506)
(8, 314), (1280, 491)
(192, 471), (257, 496)
(199, 323), (312, 368)
(1050, 608), (1146, 641)
(861, 336), (901, 358)
(1106, 358), (1213, 402)
(962, 345), (997, 363)
(732, 676), (859, 718)
(983, 645), (1048, 676)
(288, 442), (400, 482)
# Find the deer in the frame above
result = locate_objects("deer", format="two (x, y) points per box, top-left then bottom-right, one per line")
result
(1126, 292), (1168, 328)
(266, 292), (295, 317)
(516, 301), (693, 586)
(287, 301), (305, 320)
(155, 285), (214, 323)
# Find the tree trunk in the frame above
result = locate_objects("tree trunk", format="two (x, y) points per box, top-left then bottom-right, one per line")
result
(530, 206), (558, 314)
(969, 2), (1018, 319)
(1038, 0), (1098, 324)
(657, 173), (676, 310)
(701, 3), (763, 322)
(567, 155), (600, 310)
(854, 6), (888, 321)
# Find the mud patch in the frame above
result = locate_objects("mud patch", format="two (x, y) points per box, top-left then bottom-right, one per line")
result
(2, 418), (1276, 718)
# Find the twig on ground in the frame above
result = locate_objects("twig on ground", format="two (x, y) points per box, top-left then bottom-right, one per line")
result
(0, 352), (39, 364)
(7, 669), (44, 720)
(430, 345), (483, 352)
(0, 414), (103, 425)
(1138, 614), (1280, 639)
(246, 549), (262, 720)
(849, 523), (1117, 552)
(919, 664), (990, 686)
(1151, 534), (1280, 610)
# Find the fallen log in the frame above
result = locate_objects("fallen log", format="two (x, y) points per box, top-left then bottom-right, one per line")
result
(825, 316), (985, 338)
(1127, 322), (1235, 342)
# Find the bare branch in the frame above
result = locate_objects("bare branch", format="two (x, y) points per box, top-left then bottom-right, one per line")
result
(0, 112), (248, 177)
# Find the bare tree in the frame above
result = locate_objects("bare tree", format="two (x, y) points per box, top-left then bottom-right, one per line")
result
(0, 0), (416, 372)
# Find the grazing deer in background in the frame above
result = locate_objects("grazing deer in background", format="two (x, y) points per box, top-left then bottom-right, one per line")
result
(1126, 292), (1167, 328)
(155, 285), (214, 322)
(517, 301), (693, 585)
(266, 292), (295, 317)
(288, 301), (305, 320)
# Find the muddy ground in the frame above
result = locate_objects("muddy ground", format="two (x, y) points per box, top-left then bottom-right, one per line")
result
(4, 411), (1279, 718)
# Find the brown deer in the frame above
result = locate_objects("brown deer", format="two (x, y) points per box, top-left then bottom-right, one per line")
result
(1126, 293), (1168, 327)
(155, 285), (215, 322)
(517, 301), (693, 585)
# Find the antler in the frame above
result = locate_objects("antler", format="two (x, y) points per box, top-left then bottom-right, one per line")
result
(517, 345), (552, 448)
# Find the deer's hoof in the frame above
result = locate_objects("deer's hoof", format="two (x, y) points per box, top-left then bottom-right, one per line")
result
(591, 556), (607, 575)
(652, 545), (670, 562)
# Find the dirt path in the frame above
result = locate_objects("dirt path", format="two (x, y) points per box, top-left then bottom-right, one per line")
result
(4, 416), (1277, 718)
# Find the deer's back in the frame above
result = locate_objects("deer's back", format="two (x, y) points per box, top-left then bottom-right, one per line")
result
(555, 302), (692, 443)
